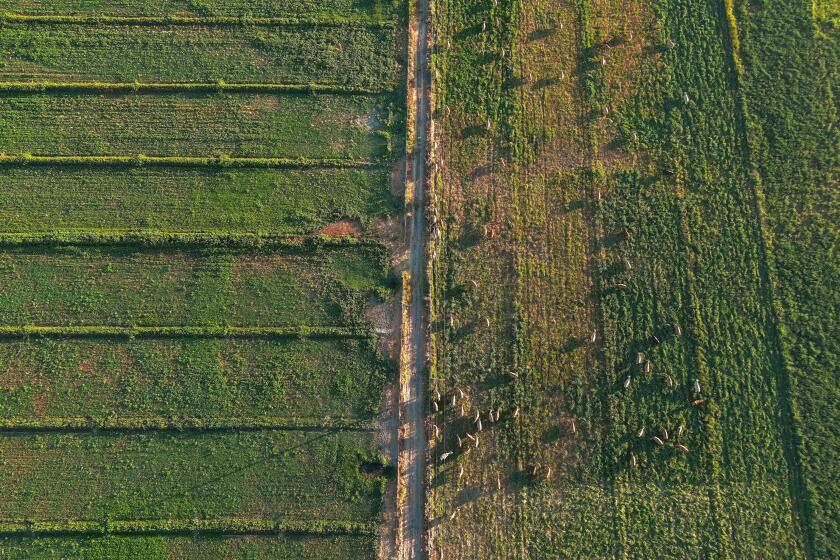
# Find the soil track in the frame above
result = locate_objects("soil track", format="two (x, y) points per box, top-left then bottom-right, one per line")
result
(399, 0), (431, 558)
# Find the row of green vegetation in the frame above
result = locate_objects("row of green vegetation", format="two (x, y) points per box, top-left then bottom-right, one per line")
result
(0, 337), (388, 421)
(0, 24), (397, 87)
(0, 244), (391, 326)
(0, 93), (389, 160)
(0, 533), (376, 560)
(0, 166), (394, 234)
(0, 0), (398, 18)
(734, 1), (839, 557)
(0, 430), (385, 521)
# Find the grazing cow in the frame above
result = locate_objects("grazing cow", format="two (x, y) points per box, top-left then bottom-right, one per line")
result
(637, 352), (645, 365)
(451, 394), (457, 407)
(674, 323), (683, 337)
(474, 411), (480, 423)
(692, 399), (705, 407)
(432, 400), (439, 412)
(570, 419), (577, 434)
(449, 510), (457, 520)
(630, 453), (638, 468)
(441, 451), (453, 461)
(651, 334), (661, 345)
(458, 465), (464, 482)
(497, 474), (502, 491)
(466, 433), (476, 441)
(661, 427), (669, 441)
(665, 374), (674, 388)
(621, 227), (631, 240)
(624, 376), (632, 390)
(676, 444), (689, 454)
(676, 424), (685, 437)
(694, 379), (701, 394)
(651, 436), (664, 447)
(457, 435), (462, 448)
(615, 283), (629, 291)
(591, 329), (598, 344)
(636, 426), (645, 438)
(477, 419), (483, 432)
(457, 388), (465, 399)
(513, 407), (520, 418)
(644, 361), (652, 374)
(435, 388), (441, 402)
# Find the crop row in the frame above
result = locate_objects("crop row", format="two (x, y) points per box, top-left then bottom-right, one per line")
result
(0, 430), (386, 522)
(0, 14), (394, 28)
(0, 337), (389, 420)
(0, 0), (396, 18)
(0, 533), (378, 560)
(0, 325), (370, 339)
(0, 155), (379, 168)
(0, 81), (383, 94)
(0, 24), (398, 87)
(0, 517), (374, 536)
(0, 93), (391, 160)
(0, 416), (374, 431)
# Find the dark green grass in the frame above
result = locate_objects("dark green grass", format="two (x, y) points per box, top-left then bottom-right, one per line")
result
(736, 1), (839, 557)
(0, 337), (388, 420)
(0, 245), (391, 326)
(0, 534), (377, 560)
(0, 430), (384, 521)
(0, 166), (394, 234)
(0, 24), (397, 87)
(0, 93), (389, 159)
(0, 0), (397, 18)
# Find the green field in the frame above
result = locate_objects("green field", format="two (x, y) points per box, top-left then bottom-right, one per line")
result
(0, 0), (403, 558)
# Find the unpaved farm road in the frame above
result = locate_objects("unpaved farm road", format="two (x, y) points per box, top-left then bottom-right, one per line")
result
(400, 0), (431, 558)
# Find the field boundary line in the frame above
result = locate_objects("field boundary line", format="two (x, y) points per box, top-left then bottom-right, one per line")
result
(0, 325), (370, 339)
(0, 232), (385, 251)
(0, 416), (375, 432)
(0, 154), (381, 170)
(719, 3), (815, 557)
(0, 517), (376, 537)
(0, 13), (394, 29)
(0, 81), (387, 95)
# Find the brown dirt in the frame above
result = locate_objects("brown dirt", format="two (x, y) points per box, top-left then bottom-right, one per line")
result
(319, 219), (364, 237)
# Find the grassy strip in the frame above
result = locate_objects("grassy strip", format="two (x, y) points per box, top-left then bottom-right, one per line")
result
(0, 81), (384, 95)
(0, 416), (374, 431)
(0, 325), (370, 339)
(0, 232), (382, 250)
(0, 517), (375, 536)
(0, 154), (378, 169)
(0, 13), (394, 28)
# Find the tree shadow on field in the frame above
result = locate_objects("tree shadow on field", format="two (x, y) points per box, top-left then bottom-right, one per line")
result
(532, 76), (562, 90)
(461, 125), (485, 140)
(455, 485), (483, 507)
(468, 163), (493, 179)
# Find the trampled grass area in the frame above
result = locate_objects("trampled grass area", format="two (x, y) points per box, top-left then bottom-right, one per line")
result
(0, 245), (391, 326)
(0, 534), (377, 560)
(0, 166), (394, 234)
(0, 430), (384, 521)
(0, 93), (390, 160)
(0, 24), (397, 87)
(0, 0), (397, 18)
(0, 337), (388, 421)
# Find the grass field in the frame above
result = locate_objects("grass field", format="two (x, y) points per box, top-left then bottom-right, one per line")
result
(429, 0), (836, 558)
(0, 1), (404, 558)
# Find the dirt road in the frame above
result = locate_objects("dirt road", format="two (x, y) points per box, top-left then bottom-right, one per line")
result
(400, 0), (431, 558)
